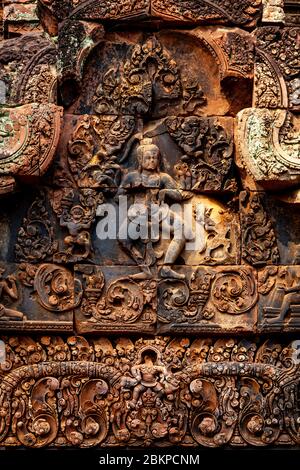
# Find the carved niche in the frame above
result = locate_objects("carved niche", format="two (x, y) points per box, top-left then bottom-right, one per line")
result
(0, 0), (300, 452)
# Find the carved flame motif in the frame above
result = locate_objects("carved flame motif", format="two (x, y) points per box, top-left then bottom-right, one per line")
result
(93, 37), (206, 117)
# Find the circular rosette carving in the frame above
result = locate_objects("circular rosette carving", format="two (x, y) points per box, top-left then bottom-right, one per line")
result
(211, 269), (257, 315)
(105, 279), (146, 323)
(158, 279), (191, 323)
(34, 264), (81, 312)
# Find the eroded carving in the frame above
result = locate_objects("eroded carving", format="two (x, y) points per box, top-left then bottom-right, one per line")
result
(237, 108), (300, 189)
(259, 266), (300, 331)
(254, 27), (300, 110)
(0, 104), (63, 195)
(240, 191), (280, 266)
(151, 0), (262, 28)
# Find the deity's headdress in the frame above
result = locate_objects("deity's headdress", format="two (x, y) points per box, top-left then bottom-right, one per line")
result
(136, 138), (161, 173)
(136, 138), (160, 160)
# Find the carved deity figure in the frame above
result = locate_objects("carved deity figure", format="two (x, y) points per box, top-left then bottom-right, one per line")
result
(117, 138), (193, 280)
(60, 205), (91, 260)
(121, 350), (168, 409)
(0, 269), (25, 321)
(268, 268), (300, 323)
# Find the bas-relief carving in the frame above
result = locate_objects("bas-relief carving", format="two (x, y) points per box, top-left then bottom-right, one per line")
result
(0, 104), (63, 195)
(0, 263), (75, 331)
(0, 0), (300, 451)
(75, 265), (157, 334)
(259, 266), (300, 331)
(0, 32), (61, 195)
(236, 109), (300, 190)
(157, 265), (257, 333)
(0, 33), (57, 106)
(37, 0), (262, 28)
(65, 30), (254, 117)
(0, 336), (299, 448)
(254, 27), (300, 111)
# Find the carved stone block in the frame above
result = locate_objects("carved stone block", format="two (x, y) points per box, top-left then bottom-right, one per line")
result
(151, 0), (262, 29)
(259, 265), (300, 331)
(240, 191), (300, 266)
(0, 263), (76, 332)
(262, 0), (285, 23)
(1, 335), (299, 448)
(157, 265), (258, 334)
(38, 0), (150, 22)
(0, 190), (59, 265)
(38, 0), (262, 28)
(240, 191), (279, 266)
(3, 1), (43, 35)
(74, 265), (157, 334)
(0, 33), (57, 105)
(254, 27), (300, 111)
(66, 30), (253, 118)
(0, 104), (63, 195)
(56, 113), (236, 193)
(236, 108), (300, 190)
(155, 194), (240, 266)
(54, 114), (137, 191)
(58, 20), (104, 107)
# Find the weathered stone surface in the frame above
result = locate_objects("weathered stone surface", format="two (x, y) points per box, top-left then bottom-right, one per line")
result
(240, 191), (280, 266)
(0, 33), (57, 106)
(236, 108), (300, 190)
(240, 191), (300, 266)
(262, 0), (285, 23)
(259, 265), (300, 331)
(0, 335), (299, 448)
(0, 104), (63, 194)
(3, 1), (43, 35)
(0, 0), (300, 453)
(157, 265), (258, 334)
(151, 0), (262, 28)
(38, 0), (150, 22)
(56, 113), (236, 193)
(37, 0), (263, 28)
(58, 20), (104, 107)
(66, 30), (254, 117)
(0, 262), (75, 331)
(254, 27), (300, 111)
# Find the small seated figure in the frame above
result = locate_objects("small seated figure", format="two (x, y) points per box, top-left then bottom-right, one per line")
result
(0, 269), (25, 321)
